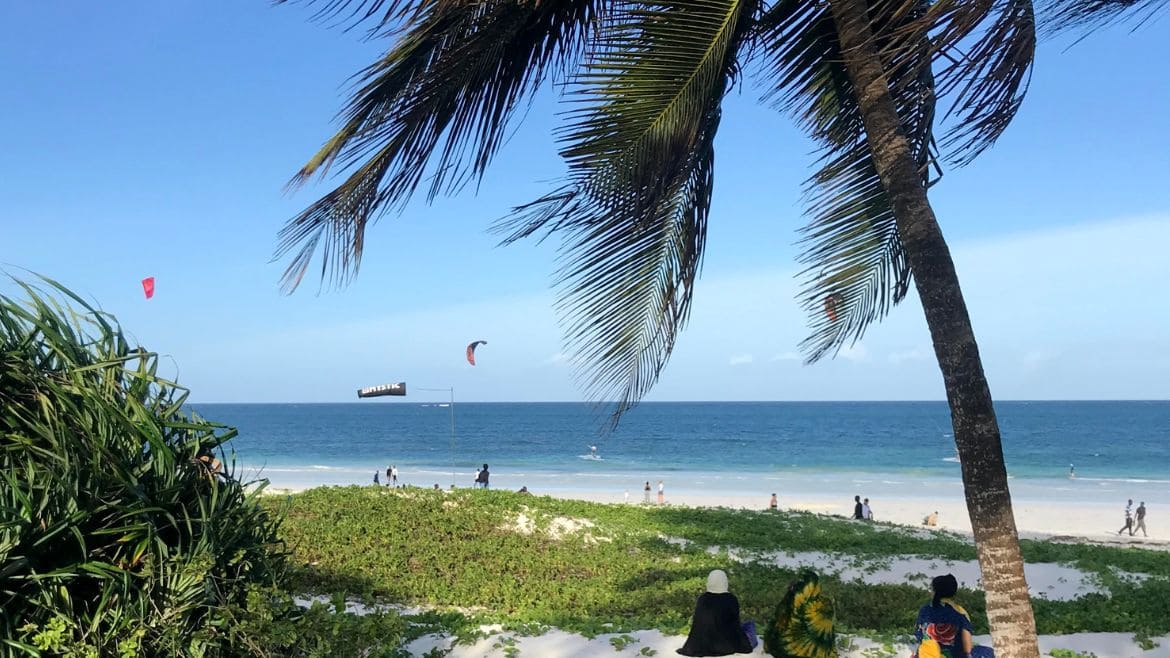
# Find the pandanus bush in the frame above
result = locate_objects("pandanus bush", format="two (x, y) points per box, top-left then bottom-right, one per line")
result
(0, 278), (284, 656)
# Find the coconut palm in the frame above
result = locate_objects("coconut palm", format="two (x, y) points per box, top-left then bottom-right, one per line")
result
(272, 1), (1151, 655)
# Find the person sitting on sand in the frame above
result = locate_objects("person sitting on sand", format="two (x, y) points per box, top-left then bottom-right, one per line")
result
(912, 574), (977, 658)
(923, 511), (939, 527)
(677, 570), (754, 656)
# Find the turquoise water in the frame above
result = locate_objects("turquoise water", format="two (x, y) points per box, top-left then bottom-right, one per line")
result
(194, 401), (1168, 494)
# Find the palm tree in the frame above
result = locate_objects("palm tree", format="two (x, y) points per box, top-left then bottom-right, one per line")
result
(271, 1), (1149, 655)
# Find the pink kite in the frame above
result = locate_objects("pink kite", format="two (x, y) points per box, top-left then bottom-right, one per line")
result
(142, 277), (155, 300)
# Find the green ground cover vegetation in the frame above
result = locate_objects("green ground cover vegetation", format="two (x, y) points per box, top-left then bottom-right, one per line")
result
(275, 487), (1170, 641)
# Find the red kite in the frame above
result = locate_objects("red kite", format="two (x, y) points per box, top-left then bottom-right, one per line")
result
(466, 340), (487, 366)
(824, 294), (843, 322)
(142, 277), (155, 300)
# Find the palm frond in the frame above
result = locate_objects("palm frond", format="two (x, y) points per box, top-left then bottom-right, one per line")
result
(274, 0), (435, 37)
(278, 0), (605, 292)
(1040, 0), (1166, 32)
(754, 0), (930, 361)
(497, 0), (759, 420)
(924, 0), (1036, 165)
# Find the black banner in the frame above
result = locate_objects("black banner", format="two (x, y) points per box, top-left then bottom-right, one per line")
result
(357, 382), (407, 398)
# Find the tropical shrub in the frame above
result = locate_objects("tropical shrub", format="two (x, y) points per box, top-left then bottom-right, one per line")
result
(0, 279), (284, 656)
(764, 570), (837, 658)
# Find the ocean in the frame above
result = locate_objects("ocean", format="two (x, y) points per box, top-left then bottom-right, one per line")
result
(193, 401), (1169, 502)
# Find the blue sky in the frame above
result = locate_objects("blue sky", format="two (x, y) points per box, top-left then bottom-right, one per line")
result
(1, 2), (1167, 403)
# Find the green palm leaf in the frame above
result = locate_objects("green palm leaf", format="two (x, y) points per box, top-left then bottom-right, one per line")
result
(755, 0), (931, 362)
(277, 0), (605, 292)
(1040, 0), (1166, 32)
(755, 0), (1034, 361)
(497, 0), (759, 419)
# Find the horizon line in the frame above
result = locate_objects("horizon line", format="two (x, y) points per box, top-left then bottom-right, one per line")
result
(188, 398), (1168, 405)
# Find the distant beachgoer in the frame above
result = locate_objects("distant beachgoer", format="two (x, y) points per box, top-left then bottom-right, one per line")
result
(862, 498), (873, 521)
(433, 483), (441, 490)
(518, 486), (530, 494)
(1068, 464), (1076, 479)
(391, 465), (399, 485)
(853, 495), (864, 520)
(769, 493), (778, 511)
(658, 480), (665, 505)
(1119, 498), (1134, 536)
(625, 490), (630, 503)
(475, 464), (490, 489)
(386, 465), (393, 482)
(1134, 502), (1147, 537)
(589, 445), (598, 458)
(644, 481), (652, 504)
(373, 471), (380, 486)
(677, 570), (754, 656)
(924, 511), (939, 527)
(912, 574), (974, 658)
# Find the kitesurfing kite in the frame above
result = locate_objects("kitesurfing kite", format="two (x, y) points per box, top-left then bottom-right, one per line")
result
(466, 340), (487, 366)
(823, 294), (843, 323)
(357, 382), (407, 398)
(141, 277), (155, 300)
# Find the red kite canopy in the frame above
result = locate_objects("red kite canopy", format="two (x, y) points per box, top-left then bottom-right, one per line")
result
(823, 294), (843, 322)
(466, 340), (487, 366)
(141, 277), (155, 300)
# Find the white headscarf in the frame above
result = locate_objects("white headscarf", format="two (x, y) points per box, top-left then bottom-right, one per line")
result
(706, 569), (729, 594)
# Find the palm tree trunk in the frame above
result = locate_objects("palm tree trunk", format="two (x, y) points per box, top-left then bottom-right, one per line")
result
(826, 0), (1041, 656)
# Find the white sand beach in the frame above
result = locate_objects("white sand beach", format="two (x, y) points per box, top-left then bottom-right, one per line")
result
(548, 488), (1169, 546)
(402, 628), (1170, 658)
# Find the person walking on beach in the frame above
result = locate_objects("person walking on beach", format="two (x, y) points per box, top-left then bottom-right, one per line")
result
(373, 471), (380, 486)
(862, 498), (873, 521)
(853, 495), (864, 520)
(1134, 502), (1148, 537)
(475, 463), (490, 489)
(643, 481), (652, 504)
(769, 493), (778, 511)
(657, 480), (665, 505)
(390, 464), (399, 486)
(1119, 498), (1134, 535)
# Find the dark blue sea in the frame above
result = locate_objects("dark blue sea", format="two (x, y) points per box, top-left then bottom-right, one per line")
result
(193, 401), (1169, 499)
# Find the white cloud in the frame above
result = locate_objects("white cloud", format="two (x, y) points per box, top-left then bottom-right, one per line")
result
(838, 343), (869, 361)
(729, 353), (754, 366)
(544, 352), (571, 366)
(771, 352), (802, 362)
